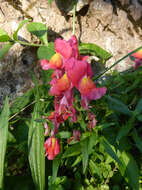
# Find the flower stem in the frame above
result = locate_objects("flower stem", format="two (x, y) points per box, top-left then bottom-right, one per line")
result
(94, 46), (142, 80)
(72, 1), (76, 35)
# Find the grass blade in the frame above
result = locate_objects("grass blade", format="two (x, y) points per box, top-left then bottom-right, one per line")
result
(28, 101), (45, 190)
(0, 97), (9, 190)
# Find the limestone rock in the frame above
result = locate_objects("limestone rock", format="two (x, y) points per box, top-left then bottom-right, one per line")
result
(0, 0), (142, 106)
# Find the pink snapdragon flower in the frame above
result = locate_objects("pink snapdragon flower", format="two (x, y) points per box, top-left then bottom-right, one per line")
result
(78, 76), (107, 109)
(44, 137), (60, 160)
(68, 130), (81, 144)
(41, 53), (63, 70)
(50, 73), (71, 96)
(41, 35), (107, 160)
(130, 48), (142, 70)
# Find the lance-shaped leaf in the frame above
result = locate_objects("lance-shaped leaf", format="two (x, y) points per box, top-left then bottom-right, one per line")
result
(102, 138), (122, 166)
(28, 100), (45, 190)
(13, 19), (30, 41)
(106, 95), (132, 116)
(0, 97), (9, 190)
(119, 152), (139, 190)
(79, 43), (112, 62)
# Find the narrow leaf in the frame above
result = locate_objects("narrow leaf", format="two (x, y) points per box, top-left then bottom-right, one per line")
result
(0, 28), (11, 42)
(10, 88), (34, 116)
(0, 97), (9, 190)
(106, 95), (132, 116)
(13, 20), (30, 40)
(52, 156), (61, 183)
(81, 139), (89, 173)
(57, 131), (71, 139)
(89, 160), (102, 177)
(79, 43), (112, 62)
(28, 101), (45, 190)
(102, 138), (122, 165)
(135, 98), (142, 113)
(119, 152), (139, 190)
(62, 143), (81, 158)
(0, 43), (14, 60)
(132, 129), (142, 153)
(116, 125), (132, 141)
(27, 22), (48, 44)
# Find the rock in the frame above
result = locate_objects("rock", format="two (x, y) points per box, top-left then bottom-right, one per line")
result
(55, 0), (89, 14)
(0, 0), (142, 106)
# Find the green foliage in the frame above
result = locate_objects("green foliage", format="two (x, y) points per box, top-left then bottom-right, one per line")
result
(0, 28), (11, 42)
(0, 43), (14, 60)
(119, 152), (139, 190)
(37, 42), (55, 60)
(79, 42), (112, 62)
(0, 97), (9, 190)
(26, 22), (48, 44)
(0, 19), (142, 190)
(13, 20), (30, 41)
(28, 80), (45, 190)
(48, 0), (53, 5)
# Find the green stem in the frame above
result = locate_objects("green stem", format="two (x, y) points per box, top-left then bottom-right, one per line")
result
(94, 46), (142, 80)
(15, 40), (46, 47)
(72, 1), (76, 35)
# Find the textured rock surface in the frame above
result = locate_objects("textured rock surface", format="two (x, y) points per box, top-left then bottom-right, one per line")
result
(0, 0), (142, 106)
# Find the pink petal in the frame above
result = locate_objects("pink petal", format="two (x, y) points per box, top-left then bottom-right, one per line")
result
(55, 38), (73, 59)
(86, 87), (107, 100)
(54, 139), (60, 155)
(65, 58), (88, 87)
(40, 59), (50, 70)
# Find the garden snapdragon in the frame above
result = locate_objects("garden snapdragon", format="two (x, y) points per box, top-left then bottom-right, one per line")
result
(41, 35), (107, 160)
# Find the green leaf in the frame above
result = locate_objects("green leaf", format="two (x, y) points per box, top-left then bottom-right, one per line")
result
(7, 131), (16, 143)
(116, 125), (132, 141)
(48, 0), (53, 4)
(102, 138), (122, 165)
(52, 156), (61, 183)
(0, 28), (11, 42)
(88, 132), (98, 154)
(28, 100), (45, 190)
(37, 42), (55, 60)
(119, 152), (139, 190)
(81, 139), (89, 174)
(62, 143), (81, 158)
(89, 160), (102, 177)
(10, 88), (34, 116)
(57, 131), (71, 139)
(0, 97), (9, 190)
(0, 43), (14, 60)
(27, 22), (48, 44)
(106, 95), (132, 116)
(132, 129), (142, 153)
(13, 20), (30, 40)
(135, 98), (142, 113)
(79, 43), (112, 62)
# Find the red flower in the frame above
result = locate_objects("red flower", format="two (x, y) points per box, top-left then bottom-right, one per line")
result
(130, 49), (142, 70)
(78, 76), (106, 109)
(55, 35), (79, 59)
(87, 112), (97, 131)
(40, 53), (63, 70)
(50, 73), (71, 96)
(68, 130), (81, 144)
(65, 58), (88, 88)
(131, 48), (142, 59)
(44, 137), (60, 160)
